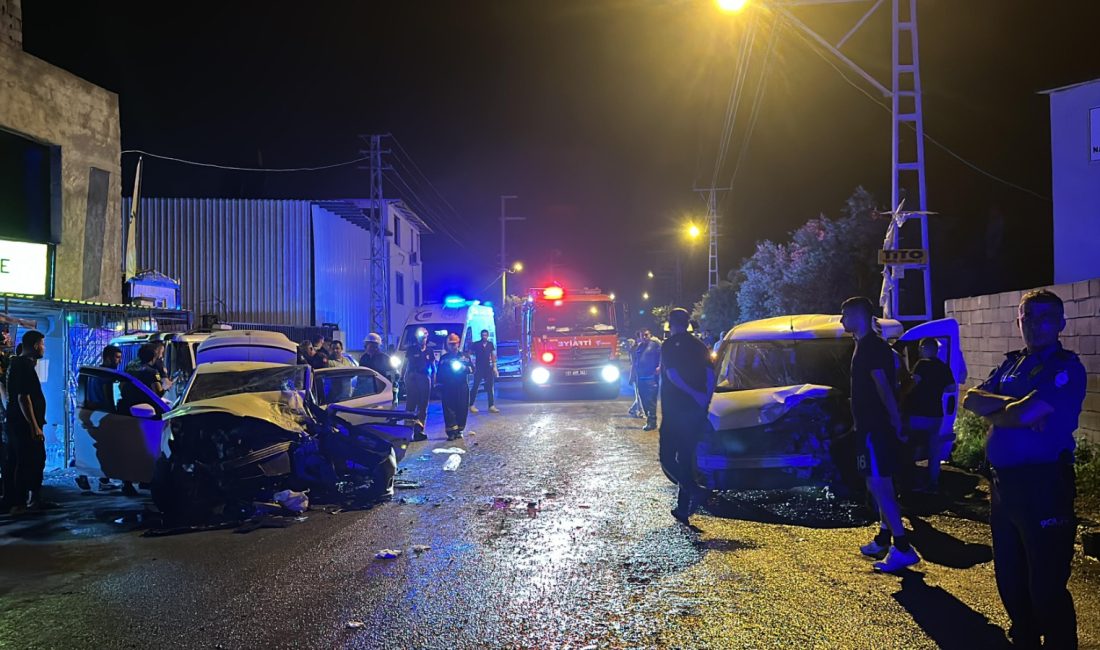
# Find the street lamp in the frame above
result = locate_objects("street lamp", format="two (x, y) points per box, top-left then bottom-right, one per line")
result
(642, 291), (650, 301)
(646, 270), (654, 279)
(686, 223), (702, 240)
(502, 261), (523, 306)
(716, 0), (749, 13)
(608, 292), (616, 301)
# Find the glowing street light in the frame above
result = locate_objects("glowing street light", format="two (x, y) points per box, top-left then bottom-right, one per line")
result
(686, 223), (702, 240)
(502, 261), (524, 305)
(717, 0), (749, 13)
(642, 291), (650, 301)
(608, 292), (616, 301)
(646, 270), (654, 279)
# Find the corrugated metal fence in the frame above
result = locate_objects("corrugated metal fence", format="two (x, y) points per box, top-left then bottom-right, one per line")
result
(126, 198), (313, 326)
(311, 203), (374, 350)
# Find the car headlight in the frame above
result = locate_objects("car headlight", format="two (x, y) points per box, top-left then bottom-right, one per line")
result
(531, 367), (550, 385)
(389, 355), (402, 369)
(601, 365), (621, 383)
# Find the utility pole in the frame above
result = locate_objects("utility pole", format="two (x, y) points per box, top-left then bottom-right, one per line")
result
(693, 185), (729, 290)
(772, 0), (932, 321)
(359, 134), (392, 344)
(499, 195), (523, 306)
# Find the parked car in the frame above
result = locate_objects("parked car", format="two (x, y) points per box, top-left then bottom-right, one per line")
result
(691, 315), (966, 493)
(496, 340), (521, 379)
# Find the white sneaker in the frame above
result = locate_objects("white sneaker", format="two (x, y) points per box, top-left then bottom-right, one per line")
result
(873, 546), (919, 573)
(488, 406), (500, 413)
(860, 539), (890, 559)
(469, 405), (480, 414)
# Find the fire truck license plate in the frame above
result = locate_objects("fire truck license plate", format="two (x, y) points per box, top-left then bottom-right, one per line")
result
(566, 370), (587, 377)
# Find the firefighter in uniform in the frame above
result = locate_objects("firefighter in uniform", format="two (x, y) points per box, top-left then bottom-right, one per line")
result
(963, 289), (1086, 649)
(438, 333), (473, 440)
(403, 328), (434, 442)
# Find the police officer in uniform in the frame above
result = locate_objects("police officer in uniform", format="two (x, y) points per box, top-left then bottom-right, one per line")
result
(403, 328), (434, 442)
(963, 289), (1086, 649)
(438, 333), (473, 440)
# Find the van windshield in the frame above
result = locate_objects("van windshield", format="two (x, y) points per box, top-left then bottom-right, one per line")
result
(716, 338), (855, 393)
(399, 323), (462, 351)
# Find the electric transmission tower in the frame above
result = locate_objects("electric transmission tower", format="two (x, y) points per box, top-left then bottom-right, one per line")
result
(771, 0), (933, 321)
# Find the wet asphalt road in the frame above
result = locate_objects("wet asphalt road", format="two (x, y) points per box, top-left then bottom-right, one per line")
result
(2, 384), (1099, 649)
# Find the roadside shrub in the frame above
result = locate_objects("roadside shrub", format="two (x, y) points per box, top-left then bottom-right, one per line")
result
(1076, 436), (1100, 511)
(950, 408), (988, 471)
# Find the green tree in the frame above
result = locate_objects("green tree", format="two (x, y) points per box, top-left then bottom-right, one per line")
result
(736, 186), (885, 322)
(693, 280), (740, 337)
(494, 294), (526, 339)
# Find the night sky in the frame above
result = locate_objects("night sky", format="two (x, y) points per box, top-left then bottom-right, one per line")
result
(20, 0), (1100, 316)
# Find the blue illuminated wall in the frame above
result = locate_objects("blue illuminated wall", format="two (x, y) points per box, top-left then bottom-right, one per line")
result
(1047, 78), (1100, 284)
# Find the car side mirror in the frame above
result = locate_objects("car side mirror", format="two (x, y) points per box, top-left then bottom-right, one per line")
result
(130, 403), (158, 419)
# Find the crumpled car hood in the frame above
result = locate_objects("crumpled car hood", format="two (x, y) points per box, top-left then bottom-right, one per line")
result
(708, 384), (838, 431)
(164, 391), (309, 433)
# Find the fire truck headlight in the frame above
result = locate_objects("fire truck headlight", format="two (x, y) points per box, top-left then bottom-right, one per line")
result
(600, 365), (621, 383)
(531, 367), (550, 385)
(389, 355), (402, 369)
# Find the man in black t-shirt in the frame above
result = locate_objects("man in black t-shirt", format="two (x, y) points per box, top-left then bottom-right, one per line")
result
(659, 309), (715, 525)
(901, 338), (956, 491)
(468, 330), (499, 413)
(5, 330), (50, 514)
(841, 297), (918, 573)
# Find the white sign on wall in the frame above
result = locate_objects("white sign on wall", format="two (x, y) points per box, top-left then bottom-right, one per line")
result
(1092, 107), (1100, 162)
(0, 238), (50, 295)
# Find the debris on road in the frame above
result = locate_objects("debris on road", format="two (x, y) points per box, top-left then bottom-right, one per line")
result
(345, 621), (366, 630)
(393, 479), (424, 490)
(273, 489), (310, 513)
(375, 549), (403, 559)
(443, 454), (463, 471)
(491, 497), (512, 510)
(412, 544), (432, 554)
(433, 447), (466, 455)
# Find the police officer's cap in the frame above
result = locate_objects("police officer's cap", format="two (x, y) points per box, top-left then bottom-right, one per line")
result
(365, 333), (383, 345)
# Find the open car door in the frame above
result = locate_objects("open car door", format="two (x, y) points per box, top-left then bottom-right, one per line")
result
(75, 367), (170, 484)
(898, 318), (967, 455)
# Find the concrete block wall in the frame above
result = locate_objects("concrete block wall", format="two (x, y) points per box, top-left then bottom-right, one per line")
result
(0, 39), (123, 303)
(945, 278), (1100, 444)
(0, 0), (20, 49)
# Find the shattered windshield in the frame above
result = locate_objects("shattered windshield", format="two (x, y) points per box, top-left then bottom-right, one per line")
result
(533, 301), (615, 334)
(716, 339), (854, 393)
(185, 365), (309, 403)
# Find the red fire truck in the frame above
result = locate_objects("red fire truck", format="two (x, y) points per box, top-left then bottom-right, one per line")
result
(520, 284), (621, 398)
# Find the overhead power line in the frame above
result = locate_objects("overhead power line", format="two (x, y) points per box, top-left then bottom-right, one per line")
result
(779, 19), (1050, 202)
(120, 149), (370, 173)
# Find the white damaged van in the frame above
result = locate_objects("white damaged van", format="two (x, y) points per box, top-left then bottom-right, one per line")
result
(693, 314), (967, 492)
